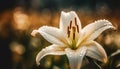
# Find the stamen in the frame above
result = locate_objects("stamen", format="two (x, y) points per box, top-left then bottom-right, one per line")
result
(75, 17), (79, 33)
(70, 21), (72, 29)
(76, 25), (79, 33)
(72, 27), (76, 40)
(75, 17), (77, 26)
(67, 26), (70, 37)
(72, 27), (76, 32)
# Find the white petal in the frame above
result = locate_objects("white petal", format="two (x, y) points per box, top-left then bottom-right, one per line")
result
(36, 44), (65, 65)
(32, 26), (67, 46)
(86, 41), (107, 63)
(65, 46), (87, 69)
(82, 19), (114, 41)
(59, 11), (81, 33)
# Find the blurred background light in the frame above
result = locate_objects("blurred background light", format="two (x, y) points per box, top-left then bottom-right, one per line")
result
(13, 7), (29, 30)
(10, 41), (25, 55)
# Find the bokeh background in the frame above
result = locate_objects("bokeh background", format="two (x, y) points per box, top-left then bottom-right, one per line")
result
(0, 0), (120, 69)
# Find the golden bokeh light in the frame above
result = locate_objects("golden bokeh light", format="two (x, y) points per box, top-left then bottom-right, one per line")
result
(13, 8), (30, 30)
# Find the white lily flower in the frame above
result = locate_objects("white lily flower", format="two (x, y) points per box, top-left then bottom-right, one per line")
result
(31, 11), (115, 69)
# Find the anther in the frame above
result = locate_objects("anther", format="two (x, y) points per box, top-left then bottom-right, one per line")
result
(70, 21), (72, 29)
(74, 17), (79, 33)
(75, 17), (77, 26)
(76, 25), (79, 33)
(67, 26), (70, 37)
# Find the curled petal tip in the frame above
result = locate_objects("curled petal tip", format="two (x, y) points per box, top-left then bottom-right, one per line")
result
(103, 57), (107, 63)
(113, 26), (117, 30)
(31, 30), (38, 37)
(36, 62), (40, 66)
(112, 24), (118, 31)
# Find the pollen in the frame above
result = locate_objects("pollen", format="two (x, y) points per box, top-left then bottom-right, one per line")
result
(70, 21), (72, 29)
(75, 17), (77, 26)
(67, 17), (79, 40)
(75, 18), (79, 33)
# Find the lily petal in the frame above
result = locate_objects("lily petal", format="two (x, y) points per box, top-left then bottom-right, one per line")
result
(86, 41), (107, 63)
(32, 26), (67, 46)
(65, 47), (87, 69)
(82, 19), (114, 41)
(60, 11), (81, 33)
(36, 44), (65, 65)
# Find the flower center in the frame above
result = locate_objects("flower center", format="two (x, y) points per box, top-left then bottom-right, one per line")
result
(67, 17), (80, 49)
